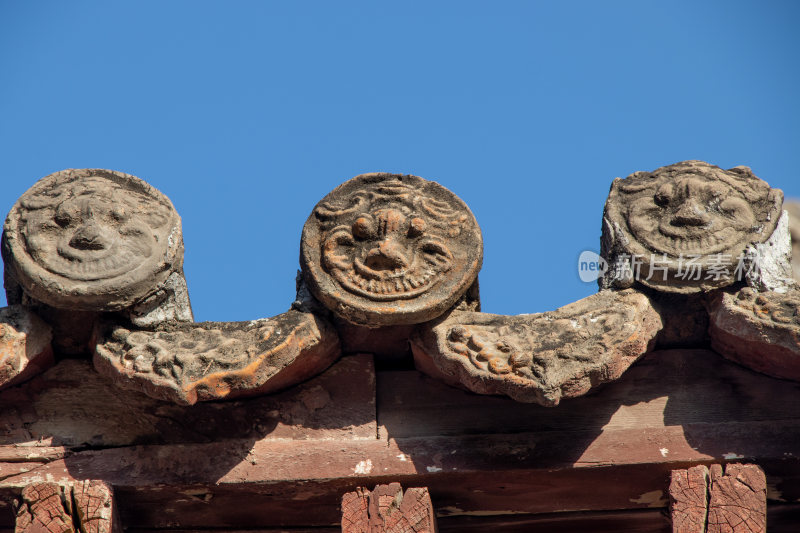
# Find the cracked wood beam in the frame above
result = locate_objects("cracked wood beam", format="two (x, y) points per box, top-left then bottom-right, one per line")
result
(14, 483), (73, 533)
(14, 481), (120, 533)
(670, 465), (709, 533)
(670, 464), (766, 533)
(707, 464), (766, 533)
(72, 480), (121, 533)
(342, 483), (437, 533)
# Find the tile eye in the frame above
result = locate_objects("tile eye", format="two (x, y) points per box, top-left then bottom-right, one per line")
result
(352, 215), (375, 239)
(408, 217), (426, 237)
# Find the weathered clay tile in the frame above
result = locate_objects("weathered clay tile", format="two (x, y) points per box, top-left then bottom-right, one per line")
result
(2, 169), (192, 359)
(94, 310), (340, 405)
(708, 287), (800, 381)
(301, 173), (482, 326)
(7, 163), (796, 406)
(601, 160), (787, 293)
(787, 199), (800, 282)
(411, 289), (662, 406)
(594, 160), (800, 386)
(3, 169), (191, 318)
(0, 305), (53, 390)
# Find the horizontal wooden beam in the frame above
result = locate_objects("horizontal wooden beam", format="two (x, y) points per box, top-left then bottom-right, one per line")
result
(1, 349), (800, 529)
(0, 426), (798, 528)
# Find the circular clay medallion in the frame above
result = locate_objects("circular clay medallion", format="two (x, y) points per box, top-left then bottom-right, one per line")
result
(603, 160), (783, 293)
(2, 169), (183, 310)
(301, 173), (483, 326)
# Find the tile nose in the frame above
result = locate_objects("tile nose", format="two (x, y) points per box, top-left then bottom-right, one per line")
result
(69, 223), (108, 250)
(365, 238), (408, 271)
(671, 199), (710, 227)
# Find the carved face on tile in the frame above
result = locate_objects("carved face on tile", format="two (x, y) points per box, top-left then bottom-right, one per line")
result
(602, 161), (783, 293)
(301, 173), (482, 326)
(3, 169), (183, 310)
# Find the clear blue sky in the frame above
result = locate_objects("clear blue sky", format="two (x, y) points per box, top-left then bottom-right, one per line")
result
(1, 1), (798, 321)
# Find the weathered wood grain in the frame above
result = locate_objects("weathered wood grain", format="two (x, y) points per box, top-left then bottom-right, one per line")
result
(342, 487), (370, 532)
(12, 480), (121, 533)
(124, 530), (338, 533)
(23, 506), (800, 533)
(342, 483), (437, 533)
(669, 464), (767, 533)
(0, 447), (67, 463)
(377, 349), (800, 438)
(707, 464), (766, 533)
(670, 465), (708, 533)
(73, 480), (121, 533)
(14, 483), (73, 533)
(51, 506), (800, 533)
(437, 509), (671, 532)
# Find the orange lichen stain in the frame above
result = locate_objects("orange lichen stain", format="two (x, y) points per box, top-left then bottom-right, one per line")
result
(625, 332), (640, 343)
(182, 326), (305, 401)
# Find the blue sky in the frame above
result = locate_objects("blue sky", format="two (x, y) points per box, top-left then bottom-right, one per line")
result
(1, 1), (798, 321)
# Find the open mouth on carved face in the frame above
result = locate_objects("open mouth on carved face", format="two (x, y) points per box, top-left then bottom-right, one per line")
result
(651, 223), (739, 255)
(324, 231), (454, 301)
(32, 224), (154, 282)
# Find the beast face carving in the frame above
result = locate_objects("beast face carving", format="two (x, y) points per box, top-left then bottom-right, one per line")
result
(301, 173), (482, 326)
(3, 169), (183, 310)
(602, 161), (783, 293)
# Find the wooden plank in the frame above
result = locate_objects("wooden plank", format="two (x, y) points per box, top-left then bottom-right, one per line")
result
(30, 505), (800, 533)
(707, 464), (766, 533)
(0, 430), (797, 529)
(0, 463), (41, 483)
(104, 465), (679, 528)
(377, 349), (800, 438)
(341, 483), (437, 532)
(437, 509), (670, 532)
(670, 465), (708, 533)
(124, 530), (338, 533)
(0, 354), (376, 448)
(0, 447), (67, 463)
(3, 348), (797, 454)
(3, 421), (799, 490)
